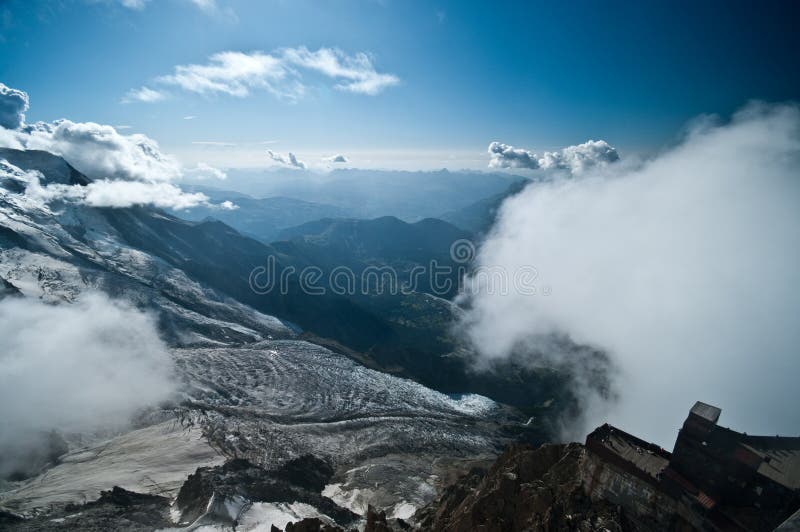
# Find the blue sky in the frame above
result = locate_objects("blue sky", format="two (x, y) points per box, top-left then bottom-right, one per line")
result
(1, 0), (798, 170)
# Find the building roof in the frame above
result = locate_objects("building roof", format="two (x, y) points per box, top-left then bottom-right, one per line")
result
(690, 401), (721, 424)
(587, 424), (671, 480)
(744, 436), (800, 490)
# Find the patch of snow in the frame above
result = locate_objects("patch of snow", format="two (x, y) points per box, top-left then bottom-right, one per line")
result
(0, 421), (224, 513)
(322, 482), (372, 516)
(390, 501), (417, 520)
(237, 501), (334, 531)
(448, 393), (498, 415)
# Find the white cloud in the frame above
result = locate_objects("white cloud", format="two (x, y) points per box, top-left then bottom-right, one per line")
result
(84, 180), (210, 209)
(186, 0), (236, 20)
(183, 115), (196, 120)
(267, 149), (306, 169)
(539, 140), (619, 173)
(158, 51), (290, 98)
(488, 139), (619, 174)
(0, 82), (29, 129)
(148, 47), (398, 101)
(17, 166), (211, 210)
(121, 85), (167, 104)
(0, 126), (24, 150)
(324, 154), (348, 163)
(184, 161), (227, 180)
(0, 293), (176, 478)
(0, 81), (231, 210)
(462, 102), (800, 445)
(488, 141), (539, 169)
(21, 119), (182, 182)
(119, 0), (149, 9)
(188, 0), (216, 11)
(281, 47), (400, 95)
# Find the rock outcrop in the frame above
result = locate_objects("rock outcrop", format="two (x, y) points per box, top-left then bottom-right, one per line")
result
(174, 456), (357, 528)
(1, 486), (172, 531)
(415, 443), (629, 532)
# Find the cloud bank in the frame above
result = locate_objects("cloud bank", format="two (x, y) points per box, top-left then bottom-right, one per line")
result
(0, 293), (176, 478)
(488, 139), (619, 174)
(0, 82), (229, 210)
(464, 103), (800, 445)
(138, 47), (398, 102)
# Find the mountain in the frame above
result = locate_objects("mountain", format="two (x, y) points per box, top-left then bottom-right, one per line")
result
(417, 404), (800, 532)
(0, 148), (528, 527)
(440, 180), (528, 235)
(0, 148), (601, 426)
(0, 148), (91, 187)
(199, 167), (525, 221)
(277, 216), (469, 260)
(171, 185), (352, 242)
(274, 216), (470, 297)
(0, 147), (614, 530)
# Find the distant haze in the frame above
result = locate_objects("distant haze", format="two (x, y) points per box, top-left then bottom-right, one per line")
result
(186, 168), (524, 222)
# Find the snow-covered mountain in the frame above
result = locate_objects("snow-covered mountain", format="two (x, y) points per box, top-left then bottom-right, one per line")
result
(0, 148), (526, 529)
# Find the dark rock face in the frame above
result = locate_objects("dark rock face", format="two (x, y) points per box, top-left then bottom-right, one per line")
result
(1, 486), (172, 531)
(266, 502), (410, 532)
(415, 443), (629, 532)
(272, 454), (334, 492)
(284, 517), (347, 531)
(175, 457), (357, 527)
(364, 505), (410, 532)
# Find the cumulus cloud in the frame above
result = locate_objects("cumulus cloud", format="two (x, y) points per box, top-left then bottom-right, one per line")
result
(488, 139), (619, 174)
(324, 154), (348, 163)
(20, 119), (182, 182)
(488, 141), (539, 169)
(0, 82), (230, 210)
(268, 149), (306, 169)
(121, 86), (167, 104)
(0, 293), (176, 478)
(463, 102), (800, 446)
(539, 140), (619, 173)
(0, 82), (29, 129)
(148, 47), (398, 101)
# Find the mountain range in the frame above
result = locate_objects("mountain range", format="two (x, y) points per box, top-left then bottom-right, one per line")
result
(0, 147), (583, 529)
(183, 167), (525, 223)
